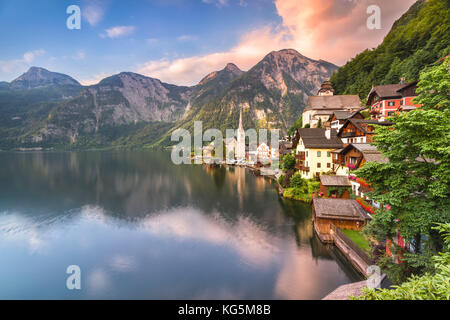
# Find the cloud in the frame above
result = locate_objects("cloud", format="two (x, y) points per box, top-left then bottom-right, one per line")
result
(72, 50), (86, 60)
(102, 26), (136, 39)
(83, 0), (107, 26)
(0, 49), (46, 74)
(138, 0), (415, 85)
(202, 0), (229, 7)
(146, 38), (159, 45)
(23, 49), (46, 64)
(177, 35), (198, 42)
(80, 72), (113, 86)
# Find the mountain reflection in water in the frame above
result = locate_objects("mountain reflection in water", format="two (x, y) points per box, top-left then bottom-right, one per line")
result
(0, 151), (362, 299)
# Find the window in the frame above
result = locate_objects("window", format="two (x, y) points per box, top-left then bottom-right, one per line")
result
(317, 151), (321, 157)
(400, 99), (404, 105)
(306, 151), (308, 157)
(387, 111), (395, 117)
(388, 101), (395, 107)
(327, 163), (331, 168)
(327, 151), (331, 157)
(317, 163), (321, 168)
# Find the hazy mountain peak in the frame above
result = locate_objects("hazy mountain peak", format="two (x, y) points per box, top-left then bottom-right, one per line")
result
(198, 63), (243, 86)
(224, 63), (242, 73)
(11, 66), (81, 89)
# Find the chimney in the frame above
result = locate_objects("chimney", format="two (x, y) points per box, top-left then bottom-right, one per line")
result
(400, 77), (405, 85)
(325, 129), (331, 140)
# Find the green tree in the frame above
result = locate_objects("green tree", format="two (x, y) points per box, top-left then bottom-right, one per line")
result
(317, 118), (322, 128)
(290, 173), (306, 190)
(282, 154), (296, 171)
(356, 58), (450, 282)
(288, 116), (302, 136)
(356, 223), (450, 300)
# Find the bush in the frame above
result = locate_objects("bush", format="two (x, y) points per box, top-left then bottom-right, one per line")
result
(278, 174), (284, 186)
(282, 154), (295, 171)
(290, 173), (307, 191)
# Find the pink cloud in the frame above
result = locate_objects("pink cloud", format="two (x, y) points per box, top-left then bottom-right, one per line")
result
(138, 0), (416, 85)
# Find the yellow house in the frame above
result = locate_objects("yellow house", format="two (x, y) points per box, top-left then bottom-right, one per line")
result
(294, 128), (343, 179)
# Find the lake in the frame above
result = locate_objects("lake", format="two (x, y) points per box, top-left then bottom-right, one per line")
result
(0, 151), (362, 299)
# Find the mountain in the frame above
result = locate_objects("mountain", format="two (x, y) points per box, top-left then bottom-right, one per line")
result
(33, 72), (192, 146)
(160, 49), (338, 145)
(10, 67), (81, 89)
(331, 0), (450, 100)
(0, 49), (337, 149)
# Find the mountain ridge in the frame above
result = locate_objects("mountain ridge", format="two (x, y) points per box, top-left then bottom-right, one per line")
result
(0, 49), (338, 149)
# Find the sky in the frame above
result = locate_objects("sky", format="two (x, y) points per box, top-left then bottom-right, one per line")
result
(0, 0), (416, 86)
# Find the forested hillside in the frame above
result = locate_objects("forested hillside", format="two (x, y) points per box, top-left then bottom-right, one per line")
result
(330, 0), (449, 100)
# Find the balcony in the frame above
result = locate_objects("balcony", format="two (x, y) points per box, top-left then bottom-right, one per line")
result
(341, 131), (357, 138)
(295, 153), (305, 161)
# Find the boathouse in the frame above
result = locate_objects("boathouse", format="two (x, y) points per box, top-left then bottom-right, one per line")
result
(312, 198), (371, 242)
(319, 175), (351, 199)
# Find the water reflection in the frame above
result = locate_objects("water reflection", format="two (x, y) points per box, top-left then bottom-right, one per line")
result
(0, 151), (361, 299)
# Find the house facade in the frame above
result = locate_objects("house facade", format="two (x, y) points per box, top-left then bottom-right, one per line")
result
(329, 111), (364, 132)
(332, 143), (388, 198)
(337, 119), (392, 144)
(294, 128), (343, 179)
(367, 80), (422, 120)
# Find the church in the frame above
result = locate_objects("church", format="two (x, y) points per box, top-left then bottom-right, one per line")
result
(302, 81), (362, 128)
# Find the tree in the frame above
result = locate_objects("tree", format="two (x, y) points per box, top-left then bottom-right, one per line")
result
(290, 173), (307, 190)
(288, 116), (302, 136)
(317, 118), (322, 128)
(356, 223), (450, 300)
(282, 154), (296, 171)
(356, 58), (450, 282)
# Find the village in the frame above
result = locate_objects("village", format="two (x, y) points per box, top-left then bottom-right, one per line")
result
(198, 76), (426, 292)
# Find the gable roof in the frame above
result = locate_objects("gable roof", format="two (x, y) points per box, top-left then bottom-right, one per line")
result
(305, 95), (362, 111)
(298, 128), (343, 149)
(320, 175), (351, 187)
(337, 143), (389, 164)
(367, 82), (418, 105)
(338, 119), (392, 136)
(313, 198), (371, 220)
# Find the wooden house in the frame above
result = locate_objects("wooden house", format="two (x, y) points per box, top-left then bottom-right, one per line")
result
(328, 110), (364, 132)
(312, 198), (371, 242)
(332, 143), (388, 197)
(319, 175), (352, 199)
(337, 119), (392, 145)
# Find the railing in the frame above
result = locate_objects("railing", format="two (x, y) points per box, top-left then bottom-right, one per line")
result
(330, 225), (374, 266)
(341, 131), (357, 138)
(295, 153), (305, 161)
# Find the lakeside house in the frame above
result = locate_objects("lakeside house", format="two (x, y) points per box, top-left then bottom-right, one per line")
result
(302, 81), (362, 128)
(332, 143), (388, 197)
(319, 175), (352, 199)
(328, 110), (364, 132)
(367, 79), (422, 120)
(312, 198), (372, 242)
(337, 118), (392, 144)
(293, 128), (343, 179)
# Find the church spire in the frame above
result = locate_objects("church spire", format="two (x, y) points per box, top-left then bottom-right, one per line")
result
(239, 108), (243, 130)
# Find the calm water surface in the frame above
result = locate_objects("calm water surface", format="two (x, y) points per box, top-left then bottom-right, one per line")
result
(0, 151), (362, 299)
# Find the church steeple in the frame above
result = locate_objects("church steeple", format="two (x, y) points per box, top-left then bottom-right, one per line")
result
(239, 108), (244, 131)
(236, 108), (246, 161)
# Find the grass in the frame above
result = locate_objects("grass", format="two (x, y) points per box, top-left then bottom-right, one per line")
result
(342, 229), (371, 252)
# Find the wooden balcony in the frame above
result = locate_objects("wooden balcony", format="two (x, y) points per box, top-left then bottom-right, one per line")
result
(295, 153), (305, 161)
(341, 131), (357, 138)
